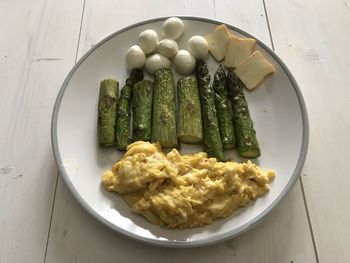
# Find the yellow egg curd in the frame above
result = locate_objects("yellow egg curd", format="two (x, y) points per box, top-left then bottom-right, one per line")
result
(102, 141), (275, 228)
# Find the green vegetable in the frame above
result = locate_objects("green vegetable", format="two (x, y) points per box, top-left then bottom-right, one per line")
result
(226, 68), (261, 158)
(213, 65), (235, 150)
(115, 69), (144, 150)
(177, 76), (202, 144)
(132, 79), (153, 141)
(152, 68), (177, 148)
(98, 79), (119, 147)
(195, 60), (224, 161)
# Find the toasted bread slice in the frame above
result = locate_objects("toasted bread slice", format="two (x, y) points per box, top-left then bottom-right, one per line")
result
(206, 24), (231, 61)
(224, 36), (256, 68)
(234, 51), (275, 90)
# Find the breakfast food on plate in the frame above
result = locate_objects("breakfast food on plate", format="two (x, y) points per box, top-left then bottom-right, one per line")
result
(137, 29), (159, 54)
(195, 60), (224, 161)
(102, 141), (276, 228)
(98, 18), (280, 228)
(125, 45), (146, 70)
(98, 79), (119, 147)
(234, 51), (275, 90)
(157, 39), (179, 58)
(187, 35), (209, 59)
(115, 69), (143, 150)
(205, 24), (231, 61)
(162, 17), (184, 40)
(144, 54), (171, 74)
(173, 50), (196, 75)
(132, 79), (153, 141)
(152, 68), (177, 147)
(224, 35), (256, 68)
(212, 65), (235, 150)
(177, 76), (203, 144)
(227, 69), (261, 158)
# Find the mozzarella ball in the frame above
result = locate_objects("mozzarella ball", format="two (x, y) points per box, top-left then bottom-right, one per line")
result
(137, 29), (159, 54)
(144, 54), (171, 74)
(162, 17), (184, 40)
(187, 35), (209, 59)
(157, 39), (179, 58)
(126, 45), (146, 69)
(174, 50), (196, 75)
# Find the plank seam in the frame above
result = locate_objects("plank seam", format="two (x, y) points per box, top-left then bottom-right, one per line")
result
(300, 178), (320, 263)
(74, 0), (87, 63)
(43, 173), (59, 263)
(262, 0), (275, 50)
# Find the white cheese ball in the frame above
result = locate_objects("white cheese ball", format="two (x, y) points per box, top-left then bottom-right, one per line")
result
(157, 39), (179, 58)
(137, 29), (159, 54)
(162, 17), (184, 40)
(125, 45), (146, 69)
(144, 54), (171, 74)
(174, 50), (195, 75)
(187, 35), (209, 59)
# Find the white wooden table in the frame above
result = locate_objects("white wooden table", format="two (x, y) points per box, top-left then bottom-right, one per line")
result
(1, 0), (349, 262)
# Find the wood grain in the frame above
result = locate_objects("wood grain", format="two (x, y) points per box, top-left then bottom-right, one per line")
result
(266, 0), (350, 261)
(44, 0), (317, 262)
(0, 0), (84, 261)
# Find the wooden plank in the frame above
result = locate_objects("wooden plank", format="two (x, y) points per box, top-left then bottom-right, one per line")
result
(265, 0), (350, 261)
(76, 0), (271, 59)
(45, 0), (316, 262)
(75, 0), (217, 59)
(0, 0), (84, 262)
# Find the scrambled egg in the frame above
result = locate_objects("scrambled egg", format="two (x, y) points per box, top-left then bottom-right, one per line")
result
(102, 141), (275, 228)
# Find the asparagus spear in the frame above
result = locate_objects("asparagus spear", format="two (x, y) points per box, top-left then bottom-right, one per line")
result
(195, 60), (224, 161)
(98, 79), (119, 147)
(115, 69), (144, 150)
(133, 79), (153, 141)
(213, 65), (235, 150)
(226, 68), (261, 158)
(177, 76), (202, 144)
(152, 68), (177, 148)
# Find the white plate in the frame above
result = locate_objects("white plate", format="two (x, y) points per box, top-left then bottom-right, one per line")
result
(51, 17), (308, 247)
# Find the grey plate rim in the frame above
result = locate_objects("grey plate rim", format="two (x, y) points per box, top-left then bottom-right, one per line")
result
(51, 16), (309, 248)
